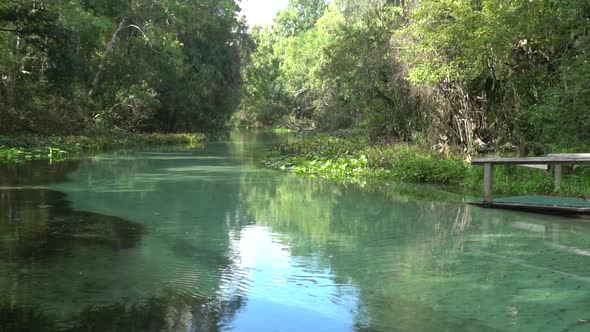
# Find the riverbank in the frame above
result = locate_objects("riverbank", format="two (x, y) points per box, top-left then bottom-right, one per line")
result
(0, 133), (205, 164)
(265, 134), (590, 197)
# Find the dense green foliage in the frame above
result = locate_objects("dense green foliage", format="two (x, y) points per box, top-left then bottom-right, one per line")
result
(0, 132), (204, 163)
(4, 0), (590, 195)
(0, 0), (246, 134)
(240, 0), (590, 153)
(266, 134), (467, 185)
(6, 0), (589, 153)
(267, 135), (590, 196)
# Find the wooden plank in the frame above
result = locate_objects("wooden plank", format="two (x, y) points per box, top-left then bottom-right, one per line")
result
(489, 202), (590, 214)
(472, 156), (590, 165)
(468, 201), (590, 215)
(495, 195), (590, 208)
(548, 153), (590, 158)
(483, 163), (494, 206)
(519, 164), (549, 170)
(554, 164), (563, 189)
(511, 221), (546, 233)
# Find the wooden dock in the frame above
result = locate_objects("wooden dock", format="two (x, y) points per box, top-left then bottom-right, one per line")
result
(470, 195), (590, 216)
(471, 153), (590, 215)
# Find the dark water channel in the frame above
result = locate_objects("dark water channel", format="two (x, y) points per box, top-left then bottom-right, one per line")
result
(2, 131), (590, 331)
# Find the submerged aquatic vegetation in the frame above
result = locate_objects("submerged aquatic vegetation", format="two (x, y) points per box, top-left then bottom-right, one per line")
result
(0, 133), (205, 164)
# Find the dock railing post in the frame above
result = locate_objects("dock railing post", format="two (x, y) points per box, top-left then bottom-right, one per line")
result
(483, 163), (494, 207)
(554, 164), (562, 190)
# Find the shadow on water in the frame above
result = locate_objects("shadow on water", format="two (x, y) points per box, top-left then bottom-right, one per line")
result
(0, 160), (81, 187)
(0, 303), (56, 332)
(0, 143), (248, 332)
(0, 189), (145, 259)
(0, 293), (245, 332)
(0, 159), (146, 260)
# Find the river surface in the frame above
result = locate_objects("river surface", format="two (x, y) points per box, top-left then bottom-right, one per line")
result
(1, 131), (590, 331)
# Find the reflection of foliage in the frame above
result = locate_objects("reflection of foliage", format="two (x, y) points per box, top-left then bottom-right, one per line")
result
(0, 303), (56, 332)
(240, 161), (471, 265)
(0, 159), (81, 186)
(0, 189), (145, 259)
(0, 147), (243, 328)
(0, 293), (245, 332)
(64, 294), (245, 332)
(238, 167), (482, 328)
(239, 161), (590, 330)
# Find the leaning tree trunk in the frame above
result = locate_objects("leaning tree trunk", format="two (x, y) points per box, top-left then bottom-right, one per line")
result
(88, 17), (128, 98)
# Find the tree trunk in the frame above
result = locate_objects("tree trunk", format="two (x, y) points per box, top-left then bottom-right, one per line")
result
(88, 17), (127, 98)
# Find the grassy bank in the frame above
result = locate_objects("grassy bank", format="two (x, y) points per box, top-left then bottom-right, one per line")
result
(265, 134), (590, 197)
(0, 132), (205, 164)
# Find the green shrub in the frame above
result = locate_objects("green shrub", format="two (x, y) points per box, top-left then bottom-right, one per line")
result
(266, 134), (590, 197)
(0, 133), (205, 164)
(266, 134), (467, 185)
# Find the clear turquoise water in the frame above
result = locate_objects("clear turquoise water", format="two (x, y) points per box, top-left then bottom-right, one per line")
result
(1, 131), (590, 331)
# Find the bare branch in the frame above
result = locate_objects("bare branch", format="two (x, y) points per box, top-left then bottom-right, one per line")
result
(89, 18), (128, 98)
(123, 24), (149, 40)
(122, 24), (163, 55)
(0, 27), (20, 33)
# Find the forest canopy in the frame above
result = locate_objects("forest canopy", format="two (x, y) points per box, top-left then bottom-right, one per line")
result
(0, 0), (246, 134)
(2, 0), (590, 155)
(239, 0), (590, 153)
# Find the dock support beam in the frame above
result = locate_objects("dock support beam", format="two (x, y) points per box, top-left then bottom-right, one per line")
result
(554, 164), (562, 190)
(483, 163), (494, 207)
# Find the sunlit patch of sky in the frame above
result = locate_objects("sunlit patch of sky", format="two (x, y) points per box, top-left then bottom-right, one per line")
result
(240, 0), (289, 27)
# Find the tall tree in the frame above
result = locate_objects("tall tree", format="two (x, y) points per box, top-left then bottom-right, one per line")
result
(0, 0), (245, 134)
